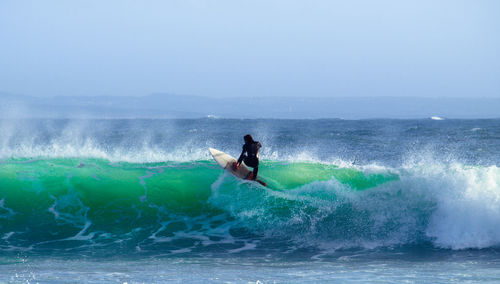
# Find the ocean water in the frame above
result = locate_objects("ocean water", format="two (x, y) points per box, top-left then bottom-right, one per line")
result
(0, 118), (499, 283)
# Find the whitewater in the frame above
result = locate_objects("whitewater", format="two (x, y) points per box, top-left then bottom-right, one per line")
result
(1, 118), (499, 282)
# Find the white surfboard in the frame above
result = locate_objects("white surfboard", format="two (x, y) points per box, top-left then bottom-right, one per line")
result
(209, 147), (266, 186)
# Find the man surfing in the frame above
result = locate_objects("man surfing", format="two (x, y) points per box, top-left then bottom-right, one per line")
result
(233, 134), (262, 181)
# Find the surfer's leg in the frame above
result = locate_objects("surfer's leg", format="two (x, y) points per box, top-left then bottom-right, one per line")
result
(252, 166), (258, 180)
(244, 171), (253, 180)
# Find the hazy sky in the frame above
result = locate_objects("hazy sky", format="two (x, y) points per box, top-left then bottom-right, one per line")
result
(1, 0), (499, 98)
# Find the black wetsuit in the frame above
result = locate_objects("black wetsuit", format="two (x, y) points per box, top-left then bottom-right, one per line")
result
(237, 141), (262, 180)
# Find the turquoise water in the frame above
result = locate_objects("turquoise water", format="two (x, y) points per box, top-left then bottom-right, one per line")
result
(1, 119), (500, 282)
(0, 158), (399, 255)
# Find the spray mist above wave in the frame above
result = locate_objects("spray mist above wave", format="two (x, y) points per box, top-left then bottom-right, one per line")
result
(1, 118), (499, 165)
(0, 119), (333, 163)
(0, 127), (346, 165)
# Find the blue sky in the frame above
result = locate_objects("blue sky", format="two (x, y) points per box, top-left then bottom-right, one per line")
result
(1, 0), (499, 98)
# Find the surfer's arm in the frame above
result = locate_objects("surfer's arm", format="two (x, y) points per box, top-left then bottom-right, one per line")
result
(236, 145), (246, 166)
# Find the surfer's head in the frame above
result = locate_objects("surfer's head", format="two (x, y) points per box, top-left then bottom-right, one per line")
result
(244, 134), (254, 144)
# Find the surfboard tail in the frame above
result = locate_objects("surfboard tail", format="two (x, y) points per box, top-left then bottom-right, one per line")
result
(210, 147), (266, 187)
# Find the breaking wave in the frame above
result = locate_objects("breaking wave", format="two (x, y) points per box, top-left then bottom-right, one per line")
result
(1, 156), (499, 256)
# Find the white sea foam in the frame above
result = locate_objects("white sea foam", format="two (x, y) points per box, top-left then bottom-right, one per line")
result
(361, 161), (500, 250)
(369, 161), (500, 250)
(207, 153), (500, 250)
(430, 116), (445, 120)
(423, 164), (500, 249)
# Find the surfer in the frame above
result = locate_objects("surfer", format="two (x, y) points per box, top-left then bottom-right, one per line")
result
(234, 134), (261, 180)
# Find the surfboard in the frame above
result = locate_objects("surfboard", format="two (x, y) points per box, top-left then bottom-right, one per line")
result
(209, 147), (266, 186)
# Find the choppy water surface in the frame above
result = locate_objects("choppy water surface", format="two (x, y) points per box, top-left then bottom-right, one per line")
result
(1, 118), (499, 282)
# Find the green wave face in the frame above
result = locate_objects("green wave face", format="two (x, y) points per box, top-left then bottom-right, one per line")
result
(260, 161), (397, 190)
(0, 158), (399, 254)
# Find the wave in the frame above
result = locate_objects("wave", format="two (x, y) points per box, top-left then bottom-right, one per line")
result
(1, 157), (499, 255)
(430, 116), (445, 120)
